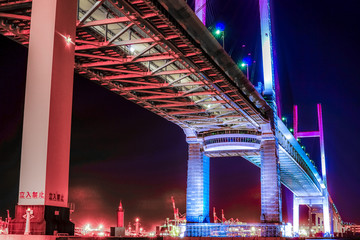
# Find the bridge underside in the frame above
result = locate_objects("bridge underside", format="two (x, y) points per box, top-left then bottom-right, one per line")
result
(0, 0), (338, 237)
(0, 0), (270, 131)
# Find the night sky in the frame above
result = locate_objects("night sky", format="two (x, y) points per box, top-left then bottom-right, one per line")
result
(1, 0), (360, 231)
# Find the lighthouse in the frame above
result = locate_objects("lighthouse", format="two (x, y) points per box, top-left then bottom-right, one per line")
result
(117, 201), (124, 228)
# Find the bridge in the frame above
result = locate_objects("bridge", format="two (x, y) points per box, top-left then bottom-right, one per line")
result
(0, 0), (343, 237)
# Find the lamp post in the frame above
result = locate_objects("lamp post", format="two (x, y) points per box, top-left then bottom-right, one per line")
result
(214, 22), (225, 50)
(215, 29), (225, 50)
(241, 62), (249, 79)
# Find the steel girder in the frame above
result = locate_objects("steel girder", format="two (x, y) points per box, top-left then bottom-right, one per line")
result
(0, 0), (270, 133)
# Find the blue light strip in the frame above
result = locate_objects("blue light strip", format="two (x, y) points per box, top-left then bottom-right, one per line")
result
(259, 0), (275, 95)
(186, 143), (210, 223)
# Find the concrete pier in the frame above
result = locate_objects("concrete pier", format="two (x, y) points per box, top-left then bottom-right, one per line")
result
(186, 143), (210, 223)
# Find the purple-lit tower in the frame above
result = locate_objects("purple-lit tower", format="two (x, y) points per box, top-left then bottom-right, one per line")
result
(292, 104), (331, 236)
(195, 0), (206, 25)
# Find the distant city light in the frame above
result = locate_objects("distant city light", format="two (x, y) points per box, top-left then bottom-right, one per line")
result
(215, 29), (221, 35)
(281, 117), (286, 121)
(84, 223), (91, 232)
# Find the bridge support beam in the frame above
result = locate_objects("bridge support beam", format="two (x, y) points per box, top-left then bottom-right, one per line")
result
(322, 193), (331, 236)
(260, 126), (282, 224)
(186, 142), (210, 223)
(293, 195), (300, 236)
(9, 0), (77, 235)
(293, 196), (332, 237)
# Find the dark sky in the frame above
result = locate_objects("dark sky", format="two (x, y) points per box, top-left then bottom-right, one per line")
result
(1, 0), (360, 231)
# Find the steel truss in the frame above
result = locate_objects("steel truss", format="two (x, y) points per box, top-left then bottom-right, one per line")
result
(0, 0), (270, 132)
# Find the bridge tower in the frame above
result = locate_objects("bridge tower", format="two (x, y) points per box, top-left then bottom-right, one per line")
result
(185, 129), (210, 223)
(195, 0), (206, 26)
(292, 104), (331, 237)
(9, 0), (77, 235)
(184, 0), (210, 225)
(186, 0), (283, 231)
(259, 0), (282, 226)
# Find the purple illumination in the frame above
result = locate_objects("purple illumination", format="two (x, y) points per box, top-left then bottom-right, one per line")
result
(259, 0), (274, 95)
(294, 104), (327, 182)
(195, 0), (206, 25)
(317, 104), (327, 182)
(293, 105), (298, 139)
(297, 131), (320, 138)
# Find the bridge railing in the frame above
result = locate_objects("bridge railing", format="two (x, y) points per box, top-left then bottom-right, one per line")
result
(276, 117), (323, 192)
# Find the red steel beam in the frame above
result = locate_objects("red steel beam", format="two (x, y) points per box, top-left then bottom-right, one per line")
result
(139, 91), (215, 100)
(77, 13), (157, 28)
(79, 16), (129, 28)
(0, 13), (31, 20)
(75, 38), (155, 51)
(77, 54), (175, 67)
(92, 67), (143, 74)
(77, 0), (106, 26)
(120, 81), (204, 91)
(156, 100), (225, 108)
(109, 79), (163, 86)
(98, 69), (192, 80)
(149, 99), (190, 103)
(168, 109), (207, 115)
(0, 0), (31, 8)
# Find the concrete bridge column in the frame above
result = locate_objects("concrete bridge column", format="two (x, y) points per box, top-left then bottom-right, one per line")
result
(323, 196), (331, 236)
(9, 0), (77, 235)
(260, 124), (282, 224)
(186, 142), (210, 223)
(293, 196), (300, 236)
